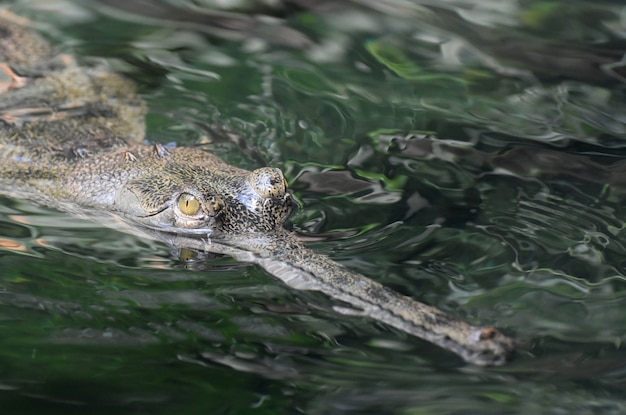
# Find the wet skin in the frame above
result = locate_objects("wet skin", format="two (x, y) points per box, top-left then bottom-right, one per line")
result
(0, 11), (515, 365)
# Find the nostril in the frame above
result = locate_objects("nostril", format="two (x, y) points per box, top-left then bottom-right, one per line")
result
(248, 167), (288, 198)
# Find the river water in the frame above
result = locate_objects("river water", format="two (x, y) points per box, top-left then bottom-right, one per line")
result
(2, 0), (626, 413)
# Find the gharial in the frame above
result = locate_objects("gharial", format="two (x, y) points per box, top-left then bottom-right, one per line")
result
(0, 10), (515, 366)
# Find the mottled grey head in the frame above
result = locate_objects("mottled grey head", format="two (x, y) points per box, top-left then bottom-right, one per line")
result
(113, 168), (225, 235)
(113, 147), (293, 235)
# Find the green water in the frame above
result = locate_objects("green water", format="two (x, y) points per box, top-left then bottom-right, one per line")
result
(3, 0), (626, 413)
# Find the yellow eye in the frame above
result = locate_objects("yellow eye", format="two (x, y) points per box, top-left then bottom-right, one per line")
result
(178, 193), (201, 216)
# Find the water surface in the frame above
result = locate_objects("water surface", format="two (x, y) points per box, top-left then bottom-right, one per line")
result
(3, 0), (626, 413)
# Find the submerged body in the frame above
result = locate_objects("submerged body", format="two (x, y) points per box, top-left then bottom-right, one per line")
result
(0, 11), (514, 365)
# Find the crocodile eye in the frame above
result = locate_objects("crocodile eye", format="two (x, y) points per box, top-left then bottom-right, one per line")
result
(178, 193), (200, 216)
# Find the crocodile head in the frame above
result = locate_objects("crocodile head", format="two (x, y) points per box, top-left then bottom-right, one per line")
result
(107, 145), (293, 236)
(0, 12), (293, 238)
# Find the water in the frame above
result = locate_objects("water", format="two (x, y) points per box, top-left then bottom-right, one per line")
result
(2, 0), (626, 413)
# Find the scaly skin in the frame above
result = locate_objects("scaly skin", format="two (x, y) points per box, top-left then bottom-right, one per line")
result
(0, 11), (515, 365)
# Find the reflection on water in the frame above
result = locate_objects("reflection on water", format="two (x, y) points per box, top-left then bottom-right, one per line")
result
(3, 0), (626, 413)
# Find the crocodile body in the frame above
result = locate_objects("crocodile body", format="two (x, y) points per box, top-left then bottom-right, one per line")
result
(0, 11), (515, 365)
